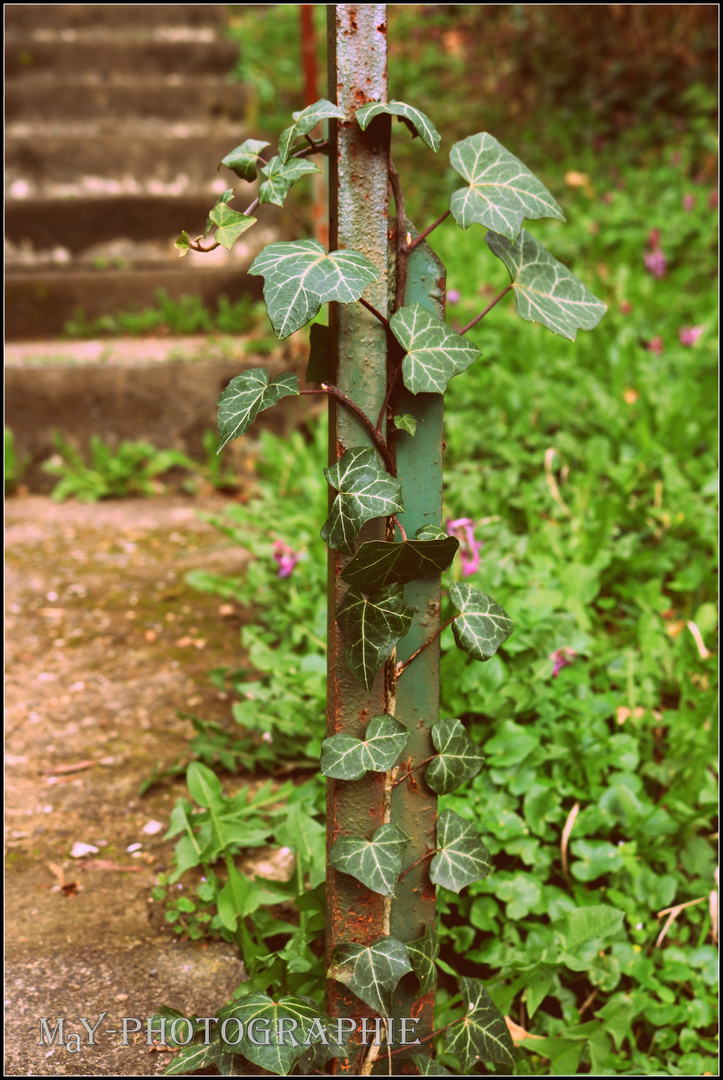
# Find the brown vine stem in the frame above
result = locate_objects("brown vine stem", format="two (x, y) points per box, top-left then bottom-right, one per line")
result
(359, 296), (391, 331)
(384, 1020), (457, 1059)
(392, 515), (407, 541)
(460, 284), (512, 334)
(299, 385), (394, 473)
(397, 848), (435, 880)
(389, 160), (407, 314)
(395, 616), (457, 679)
(391, 756), (436, 790)
(376, 362), (403, 436)
(404, 208), (451, 254)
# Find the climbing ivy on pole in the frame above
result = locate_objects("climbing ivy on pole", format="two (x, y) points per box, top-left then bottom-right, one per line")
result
(167, 4), (605, 1074)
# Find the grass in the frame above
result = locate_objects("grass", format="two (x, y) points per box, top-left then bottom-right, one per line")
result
(62, 290), (272, 340)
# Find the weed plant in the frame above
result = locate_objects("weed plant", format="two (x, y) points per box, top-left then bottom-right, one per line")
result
(62, 290), (270, 340)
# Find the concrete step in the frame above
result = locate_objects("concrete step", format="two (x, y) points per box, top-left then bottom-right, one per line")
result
(7, 75), (246, 124)
(5, 4), (231, 31)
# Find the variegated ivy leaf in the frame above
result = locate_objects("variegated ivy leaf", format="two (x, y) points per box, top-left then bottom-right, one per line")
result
(249, 239), (380, 339)
(321, 446), (403, 556)
(406, 925), (439, 996)
(416, 523), (447, 541)
(217, 370), (299, 451)
(449, 132), (564, 241)
(341, 533), (459, 593)
(355, 100), (441, 152)
(327, 935), (412, 1017)
(209, 203), (257, 250)
(219, 138), (270, 181)
(320, 714), (409, 781)
(279, 98), (345, 163)
(217, 994), (322, 1075)
(445, 978), (515, 1068)
(205, 187), (234, 235)
(393, 413), (417, 436)
(390, 303), (480, 395)
(259, 156), (320, 208)
(425, 718), (485, 795)
(412, 1054), (452, 1075)
(486, 229), (607, 340)
(336, 584), (413, 691)
(430, 809), (492, 893)
(449, 581), (514, 662)
(306, 322), (330, 382)
(329, 823), (410, 898)
(174, 230), (190, 257)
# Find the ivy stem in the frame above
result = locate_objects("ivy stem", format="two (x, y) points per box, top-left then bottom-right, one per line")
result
(389, 159), (407, 313)
(359, 296), (391, 331)
(391, 756), (436, 789)
(300, 385), (394, 473)
(392, 515), (407, 541)
(385, 1020), (458, 1059)
(404, 209), (451, 254)
(395, 616), (457, 679)
(376, 363), (403, 436)
(397, 848), (434, 880)
(460, 284), (512, 334)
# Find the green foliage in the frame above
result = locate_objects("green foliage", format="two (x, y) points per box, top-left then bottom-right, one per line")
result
(62, 289), (270, 339)
(4, 428), (31, 494)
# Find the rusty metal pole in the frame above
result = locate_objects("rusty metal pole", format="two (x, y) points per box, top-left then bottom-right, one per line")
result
(325, 4), (391, 1066)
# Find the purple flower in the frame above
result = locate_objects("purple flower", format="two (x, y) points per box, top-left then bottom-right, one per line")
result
(645, 336), (664, 355)
(683, 194), (696, 211)
(550, 647), (576, 678)
(272, 540), (301, 579)
(447, 517), (482, 576)
(447, 289), (461, 305)
(644, 250), (667, 278)
(678, 325), (703, 346)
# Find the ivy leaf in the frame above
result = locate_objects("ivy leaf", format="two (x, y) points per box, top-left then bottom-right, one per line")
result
(336, 584), (413, 691)
(406, 925), (439, 996)
(209, 204), (257, 250)
(279, 98), (346, 163)
(174, 230), (190, 258)
(355, 100), (441, 152)
(259, 156), (320, 208)
(445, 978), (515, 1068)
(249, 239), (380, 339)
(449, 132), (564, 241)
(327, 935), (412, 1017)
(306, 322), (330, 382)
(411, 1053), (452, 1075)
(162, 1040), (214, 1075)
(320, 715), (409, 780)
(486, 229), (608, 340)
(341, 535), (459, 593)
(205, 187), (234, 235)
(217, 994), (321, 1075)
(219, 138), (270, 181)
(390, 303), (480, 395)
(321, 447), (404, 556)
(449, 581), (514, 662)
(426, 718), (485, 795)
(430, 809), (492, 893)
(416, 523), (447, 541)
(217, 370), (299, 451)
(393, 413), (417, 436)
(330, 823), (411, 898)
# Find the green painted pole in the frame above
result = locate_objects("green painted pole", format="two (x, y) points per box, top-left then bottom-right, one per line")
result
(325, 5), (392, 1067)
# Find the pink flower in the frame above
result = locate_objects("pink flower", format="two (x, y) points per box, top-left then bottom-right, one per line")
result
(272, 540), (300, 579)
(683, 194), (696, 211)
(447, 289), (461, 305)
(645, 336), (664, 355)
(619, 300), (632, 315)
(678, 325), (703, 346)
(550, 647), (576, 678)
(644, 250), (667, 278)
(447, 517), (482, 576)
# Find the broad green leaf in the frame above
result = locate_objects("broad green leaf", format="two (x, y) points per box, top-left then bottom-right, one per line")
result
(162, 1041), (213, 1075)
(205, 187), (234, 235)
(407, 926), (439, 996)
(209, 203), (257, 250)
(259, 156), (320, 207)
(411, 1053), (452, 1075)
(279, 98), (345, 162)
(218, 994), (321, 1075)
(275, 803), (326, 887)
(449, 581), (514, 662)
(416, 523), (447, 541)
(393, 413), (417, 436)
(355, 100), (441, 152)
(217, 370), (299, 451)
(321, 446), (403, 556)
(329, 823), (411, 898)
(174, 230), (190, 257)
(486, 229), (607, 340)
(341, 535), (459, 593)
(250, 239), (380, 339)
(306, 322), (329, 382)
(219, 138), (270, 181)
(445, 978), (515, 1068)
(449, 132), (564, 240)
(555, 904), (625, 952)
(336, 583), (413, 691)
(390, 303), (480, 395)
(430, 809), (492, 893)
(570, 839), (624, 881)
(320, 714), (409, 780)
(295, 1031), (351, 1075)
(186, 760), (223, 808)
(426, 717), (485, 795)
(327, 935), (412, 1016)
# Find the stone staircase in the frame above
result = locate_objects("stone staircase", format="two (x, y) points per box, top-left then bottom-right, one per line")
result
(5, 4), (285, 339)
